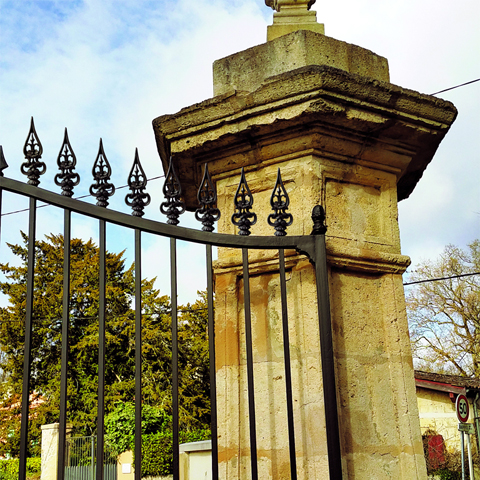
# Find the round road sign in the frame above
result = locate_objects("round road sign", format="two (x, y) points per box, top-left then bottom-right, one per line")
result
(456, 394), (469, 423)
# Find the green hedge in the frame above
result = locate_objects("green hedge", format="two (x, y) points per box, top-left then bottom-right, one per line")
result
(0, 457), (41, 480)
(432, 469), (462, 480)
(105, 402), (171, 457)
(105, 402), (211, 477)
(141, 429), (210, 477)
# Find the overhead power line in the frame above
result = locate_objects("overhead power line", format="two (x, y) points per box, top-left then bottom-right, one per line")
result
(403, 271), (480, 286)
(431, 78), (480, 96)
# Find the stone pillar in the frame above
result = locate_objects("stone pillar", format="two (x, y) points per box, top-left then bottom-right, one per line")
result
(40, 423), (59, 480)
(152, 18), (456, 480)
(41, 423), (72, 480)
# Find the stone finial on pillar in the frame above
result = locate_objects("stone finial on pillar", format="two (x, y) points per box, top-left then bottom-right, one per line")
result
(265, 0), (324, 41)
(265, 0), (316, 12)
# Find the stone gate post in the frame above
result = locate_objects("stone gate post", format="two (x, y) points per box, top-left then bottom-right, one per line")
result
(40, 423), (71, 480)
(153, 3), (457, 478)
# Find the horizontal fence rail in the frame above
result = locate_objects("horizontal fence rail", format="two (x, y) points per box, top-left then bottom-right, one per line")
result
(0, 176), (318, 254)
(0, 119), (341, 480)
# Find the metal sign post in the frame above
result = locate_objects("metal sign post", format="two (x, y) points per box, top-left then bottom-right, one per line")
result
(457, 394), (473, 480)
(466, 431), (475, 480)
(458, 424), (475, 480)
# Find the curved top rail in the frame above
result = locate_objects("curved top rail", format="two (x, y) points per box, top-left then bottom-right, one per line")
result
(0, 176), (318, 256)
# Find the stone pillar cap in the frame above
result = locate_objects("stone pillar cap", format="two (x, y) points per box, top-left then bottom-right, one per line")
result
(153, 65), (457, 209)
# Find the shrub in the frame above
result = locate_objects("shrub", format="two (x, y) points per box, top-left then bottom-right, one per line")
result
(0, 457), (41, 480)
(105, 402), (171, 456)
(433, 468), (461, 480)
(140, 429), (211, 477)
(0, 459), (16, 480)
(421, 427), (476, 480)
(105, 401), (210, 477)
(141, 431), (172, 476)
(26, 457), (41, 478)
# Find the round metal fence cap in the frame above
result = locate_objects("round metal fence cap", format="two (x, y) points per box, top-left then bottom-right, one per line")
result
(456, 394), (469, 423)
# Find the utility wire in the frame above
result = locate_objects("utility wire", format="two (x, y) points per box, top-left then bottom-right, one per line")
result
(0, 175), (165, 217)
(403, 271), (480, 286)
(431, 78), (480, 96)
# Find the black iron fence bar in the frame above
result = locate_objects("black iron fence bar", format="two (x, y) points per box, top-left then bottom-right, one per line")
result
(0, 147), (6, 244)
(19, 197), (37, 480)
(0, 189), (3, 244)
(57, 208), (72, 480)
(96, 220), (106, 480)
(0, 177), (316, 255)
(312, 233), (343, 480)
(206, 244), (218, 480)
(171, 238), (180, 480)
(134, 228), (142, 480)
(279, 249), (297, 480)
(242, 248), (258, 480)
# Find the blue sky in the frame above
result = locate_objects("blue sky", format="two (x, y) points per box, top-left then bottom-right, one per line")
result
(0, 0), (479, 303)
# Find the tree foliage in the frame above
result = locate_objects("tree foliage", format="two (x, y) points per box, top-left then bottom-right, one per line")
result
(406, 240), (480, 376)
(0, 234), (211, 457)
(104, 402), (171, 456)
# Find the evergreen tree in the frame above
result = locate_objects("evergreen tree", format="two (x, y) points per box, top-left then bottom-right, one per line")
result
(0, 234), (210, 456)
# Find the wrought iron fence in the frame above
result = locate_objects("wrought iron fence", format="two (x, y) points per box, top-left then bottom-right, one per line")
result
(0, 118), (342, 480)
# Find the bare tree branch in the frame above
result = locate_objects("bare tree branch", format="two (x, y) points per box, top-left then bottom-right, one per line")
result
(407, 240), (480, 377)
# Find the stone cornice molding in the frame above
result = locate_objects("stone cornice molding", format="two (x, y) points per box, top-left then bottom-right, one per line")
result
(213, 242), (411, 276)
(153, 64), (456, 207)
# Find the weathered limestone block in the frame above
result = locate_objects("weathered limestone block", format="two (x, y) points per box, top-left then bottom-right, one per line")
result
(213, 30), (389, 97)
(153, 35), (456, 480)
(331, 272), (427, 478)
(215, 256), (329, 478)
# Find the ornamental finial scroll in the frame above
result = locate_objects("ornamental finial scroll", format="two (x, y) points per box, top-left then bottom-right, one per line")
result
(160, 157), (185, 225)
(267, 169), (293, 236)
(125, 148), (151, 217)
(55, 128), (80, 197)
(195, 164), (220, 232)
(0, 146), (8, 176)
(21, 117), (46, 186)
(232, 168), (257, 236)
(89, 139), (115, 208)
